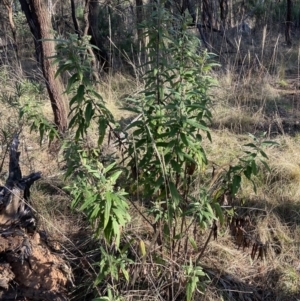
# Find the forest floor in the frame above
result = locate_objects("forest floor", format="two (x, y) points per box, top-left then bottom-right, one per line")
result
(1, 27), (300, 301)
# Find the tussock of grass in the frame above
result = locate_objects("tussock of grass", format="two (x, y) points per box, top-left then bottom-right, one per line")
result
(263, 136), (300, 202)
(2, 23), (300, 301)
(99, 73), (142, 121)
(213, 105), (266, 133)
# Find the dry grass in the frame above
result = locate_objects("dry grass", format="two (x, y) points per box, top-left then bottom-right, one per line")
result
(192, 27), (300, 300)
(1, 24), (300, 301)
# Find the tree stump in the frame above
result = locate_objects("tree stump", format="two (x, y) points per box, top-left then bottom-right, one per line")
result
(0, 134), (70, 301)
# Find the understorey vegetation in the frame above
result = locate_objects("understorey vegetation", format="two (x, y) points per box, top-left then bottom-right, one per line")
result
(0, 0), (300, 301)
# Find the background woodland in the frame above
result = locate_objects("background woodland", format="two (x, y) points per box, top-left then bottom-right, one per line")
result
(0, 0), (300, 301)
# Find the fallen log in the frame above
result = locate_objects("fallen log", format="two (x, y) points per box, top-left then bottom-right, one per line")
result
(0, 134), (70, 300)
(0, 134), (40, 230)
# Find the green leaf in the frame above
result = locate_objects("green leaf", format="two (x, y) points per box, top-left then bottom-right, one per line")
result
(206, 131), (212, 142)
(244, 143), (257, 148)
(260, 159), (271, 172)
(88, 88), (103, 100)
(153, 176), (164, 194)
(110, 170), (122, 183)
(170, 159), (182, 173)
(232, 174), (241, 195)
(251, 160), (258, 175)
(104, 192), (112, 229)
(183, 152), (197, 164)
(103, 162), (117, 173)
(79, 194), (97, 211)
(55, 64), (70, 78)
(98, 118), (107, 145)
(259, 149), (269, 159)
(69, 94), (79, 107)
(244, 165), (252, 180)
(251, 179), (257, 194)
(76, 84), (85, 103)
(122, 267), (130, 282)
(85, 102), (94, 125)
(180, 132), (189, 146)
(213, 203), (224, 226)
(156, 142), (169, 147)
(195, 267), (205, 276)
(125, 119), (144, 131)
(261, 140), (279, 146)
(186, 119), (208, 131)
(66, 73), (79, 93)
(112, 206), (127, 226)
(112, 219), (121, 248)
(186, 281), (193, 301)
(189, 237), (198, 251)
(169, 181), (181, 205)
(248, 133), (257, 141)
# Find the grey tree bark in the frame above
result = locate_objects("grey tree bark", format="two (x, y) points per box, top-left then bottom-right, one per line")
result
(285, 0), (292, 46)
(87, 0), (110, 72)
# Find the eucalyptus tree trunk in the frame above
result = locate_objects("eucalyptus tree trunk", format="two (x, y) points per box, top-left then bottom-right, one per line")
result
(19, 0), (68, 134)
(136, 0), (144, 48)
(82, 0), (101, 80)
(70, 0), (81, 35)
(3, 0), (20, 63)
(219, 0), (228, 29)
(285, 0), (292, 46)
(87, 0), (110, 72)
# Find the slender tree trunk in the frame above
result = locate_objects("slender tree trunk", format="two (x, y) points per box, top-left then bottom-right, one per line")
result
(186, 0), (196, 25)
(18, 0), (41, 63)
(19, 0), (68, 134)
(202, 0), (213, 50)
(70, 0), (81, 35)
(82, 0), (101, 80)
(285, 0), (292, 46)
(202, 0), (212, 28)
(3, 0), (20, 64)
(136, 0), (144, 48)
(219, 0), (228, 29)
(229, 0), (233, 27)
(83, 0), (90, 36)
(88, 0), (110, 72)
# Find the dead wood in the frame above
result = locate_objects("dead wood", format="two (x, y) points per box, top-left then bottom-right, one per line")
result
(0, 134), (70, 300)
(229, 215), (268, 260)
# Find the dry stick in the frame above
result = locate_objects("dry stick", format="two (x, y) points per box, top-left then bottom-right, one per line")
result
(235, 224), (268, 260)
(195, 225), (214, 266)
(122, 120), (154, 230)
(130, 230), (160, 287)
(0, 141), (10, 175)
(127, 184), (154, 229)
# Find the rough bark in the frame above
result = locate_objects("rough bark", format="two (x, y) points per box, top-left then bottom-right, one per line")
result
(19, 0), (68, 135)
(70, 0), (81, 36)
(202, 0), (213, 28)
(186, 0), (196, 25)
(219, 0), (228, 29)
(18, 0), (41, 64)
(285, 0), (292, 46)
(88, 0), (110, 72)
(136, 0), (144, 47)
(201, 0), (213, 50)
(81, 0), (101, 81)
